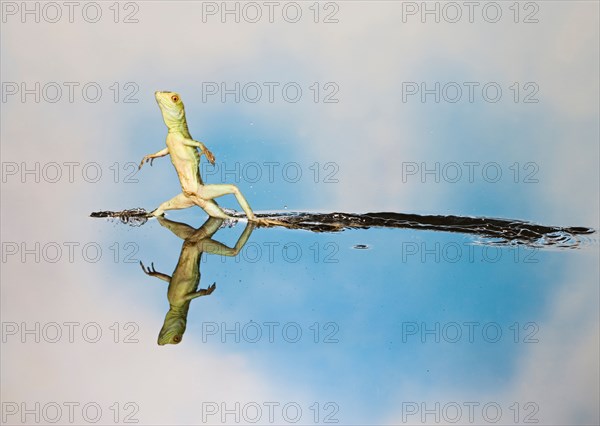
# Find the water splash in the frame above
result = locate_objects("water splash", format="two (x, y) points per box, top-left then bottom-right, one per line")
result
(90, 208), (150, 226)
(247, 211), (596, 249)
(90, 209), (596, 249)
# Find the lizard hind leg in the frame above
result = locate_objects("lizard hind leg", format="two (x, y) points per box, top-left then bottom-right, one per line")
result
(197, 184), (256, 220)
(151, 193), (195, 217)
(197, 199), (232, 220)
(194, 193), (285, 227)
(197, 197), (282, 227)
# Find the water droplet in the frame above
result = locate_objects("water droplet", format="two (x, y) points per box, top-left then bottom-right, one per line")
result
(284, 205), (288, 210)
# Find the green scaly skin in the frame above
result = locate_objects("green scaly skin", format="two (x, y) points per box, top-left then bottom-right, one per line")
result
(140, 216), (255, 345)
(139, 91), (263, 222)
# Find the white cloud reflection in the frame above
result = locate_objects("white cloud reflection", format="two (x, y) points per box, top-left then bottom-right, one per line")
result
(1, 1), (598, 425)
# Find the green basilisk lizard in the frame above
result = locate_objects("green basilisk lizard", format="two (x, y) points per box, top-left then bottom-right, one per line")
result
(139, 91), (265, 222)
(140, 215), (255, 345)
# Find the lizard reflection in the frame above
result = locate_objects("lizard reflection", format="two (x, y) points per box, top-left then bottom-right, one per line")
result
(140, 216), (254, 345)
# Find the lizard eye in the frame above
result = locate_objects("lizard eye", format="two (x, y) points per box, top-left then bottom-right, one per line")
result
(171, 95), (179, 103)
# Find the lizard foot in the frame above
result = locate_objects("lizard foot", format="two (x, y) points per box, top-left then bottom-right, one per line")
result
(198, 282), (217, 296)
(148, 209), (165, 218)
(140, 261), (158, 276)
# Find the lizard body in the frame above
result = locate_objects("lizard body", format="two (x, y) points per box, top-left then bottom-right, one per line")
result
(139, 91), (258, 221)
(141, 216), (255, 345)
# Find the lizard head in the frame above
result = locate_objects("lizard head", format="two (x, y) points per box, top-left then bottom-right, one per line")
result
(155, 91), (186, 129)
(157, 305), (188, 345)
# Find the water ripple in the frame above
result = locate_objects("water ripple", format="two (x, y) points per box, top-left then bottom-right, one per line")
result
(90, 209), (597, 249)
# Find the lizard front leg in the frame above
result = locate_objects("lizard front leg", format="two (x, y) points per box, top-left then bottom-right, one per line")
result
(184, 282), (217, 301)
(139, 261), (171, 282)
(139, 147), (170, 170)
(182, 139), (215, 165)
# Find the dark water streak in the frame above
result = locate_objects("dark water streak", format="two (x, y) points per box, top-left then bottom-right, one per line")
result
(90, 209), (596, 249)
